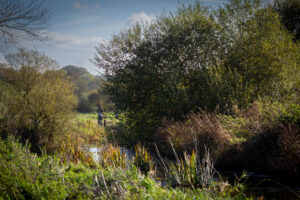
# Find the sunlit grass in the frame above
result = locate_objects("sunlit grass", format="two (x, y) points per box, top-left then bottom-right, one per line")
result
(97, 144), (126, 169)
(133, 143), (154, 176)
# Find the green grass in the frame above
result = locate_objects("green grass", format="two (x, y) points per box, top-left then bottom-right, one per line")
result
(66, 113), (107, 145)
(0, 137), (254, 200)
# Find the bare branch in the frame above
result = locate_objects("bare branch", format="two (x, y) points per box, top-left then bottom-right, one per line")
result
(0, 0), (51, 45)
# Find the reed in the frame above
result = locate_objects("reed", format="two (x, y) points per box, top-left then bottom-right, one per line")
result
(59, 141), (96, 168)
(168, 146), (215, 188)
(133, 143), (154, 176)
(97, 144), (126, 169)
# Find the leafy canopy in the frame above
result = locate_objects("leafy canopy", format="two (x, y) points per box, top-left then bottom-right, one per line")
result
(93, 0), (300, 143)
(0, 49), (77, 153)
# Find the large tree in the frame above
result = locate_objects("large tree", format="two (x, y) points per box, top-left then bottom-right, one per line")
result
(0, 49), (77, 153)
(93, 0), (300, 143)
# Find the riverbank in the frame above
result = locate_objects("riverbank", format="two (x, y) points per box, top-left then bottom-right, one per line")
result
(0, 136), (255, 200)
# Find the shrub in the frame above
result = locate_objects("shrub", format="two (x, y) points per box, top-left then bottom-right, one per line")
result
(0, 137), (67, 200)
(0, 49), (77, 153)
(217, 124), (300, 179)
(156, 110), (231, 158)
(94, 0), (300, 144)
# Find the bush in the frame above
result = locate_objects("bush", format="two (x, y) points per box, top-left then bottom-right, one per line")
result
(156, 110), (231, 158)
(217, 125), (300, 179)
(0, 137), (67, 200)
(0, 49), (77, 153)
(155, 101), (300, 179)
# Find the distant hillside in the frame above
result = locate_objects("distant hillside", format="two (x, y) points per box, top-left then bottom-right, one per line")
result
(62, 65), (102, 92)
(62, 65), (113, 112)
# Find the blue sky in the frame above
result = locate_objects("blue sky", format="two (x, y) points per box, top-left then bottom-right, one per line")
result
(1, 0), (227, 74)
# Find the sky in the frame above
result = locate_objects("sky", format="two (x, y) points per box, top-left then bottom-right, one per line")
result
(0, 0), (227, 75)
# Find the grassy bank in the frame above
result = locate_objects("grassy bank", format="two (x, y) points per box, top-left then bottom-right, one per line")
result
(0, 136), (253, 200)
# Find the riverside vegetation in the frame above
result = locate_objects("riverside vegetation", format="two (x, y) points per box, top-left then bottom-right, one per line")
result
(0, 0), (300, 199)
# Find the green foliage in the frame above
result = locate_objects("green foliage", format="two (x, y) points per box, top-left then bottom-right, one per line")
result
(215, 0), (299, 109)
(97, 144), (126, 169)
(62, 65), (114, 113)
(92, 164), (252, 200)
(278, 103), (300, 124)
(169, 151), (201, 187)
(0, 49), (78, 153)
(71, 113), (106, 144)
(59, 141), (96, 167)
(133, 144), (154, 175)
(0, 137), (253, 199)
(0, 137), (67, 200)
(0, 79), (15, 120)
(273, 0), (300, 41)
(156, 100), (300, 166)
(63, 163), (96, 199)
(93, 0), (300, 144)
(163, 143), (215, 189)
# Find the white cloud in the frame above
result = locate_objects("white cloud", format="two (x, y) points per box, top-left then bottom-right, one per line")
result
(126, 12), (156, 25)
(14, 32), (104, 74)
(49, 32), (103, 48)
(35, 32), (105, 74)
(74, 2), (89, 9)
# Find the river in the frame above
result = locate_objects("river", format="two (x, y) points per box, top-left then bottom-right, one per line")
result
(88, 146), (300, 200)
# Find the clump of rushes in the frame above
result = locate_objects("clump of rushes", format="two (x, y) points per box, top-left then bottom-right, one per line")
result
(133, 143), (154, 176)
(167, 142), (215, 188)
(59, 142), (96, 168)
(98, 144), (126, 169)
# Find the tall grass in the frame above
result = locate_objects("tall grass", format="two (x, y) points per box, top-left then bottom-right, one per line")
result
(0, 136), (255, 199)
(157, 139), (215, 188)
(156, 109), (231, 158)
(59, 141), (96, 167)
(71, 113), (106, 145)
(97, 144), (126, 169)
(133, 143), (154, 175)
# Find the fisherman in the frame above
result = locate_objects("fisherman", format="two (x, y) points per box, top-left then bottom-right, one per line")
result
(97, 106), (104, 126)
(98, 110), (104, 126)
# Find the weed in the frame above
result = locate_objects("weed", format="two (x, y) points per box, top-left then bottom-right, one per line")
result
(167, 145), (215, 188)
(133, 143), (154, 176)
(59, 141), (96, 168)
(97, 144), (126, 169)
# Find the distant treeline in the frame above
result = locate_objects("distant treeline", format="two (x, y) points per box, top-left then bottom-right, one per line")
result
(62, 65), (114, 113)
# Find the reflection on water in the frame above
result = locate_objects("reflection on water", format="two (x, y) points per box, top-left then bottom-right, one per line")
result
(88, 146), (135, 162)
